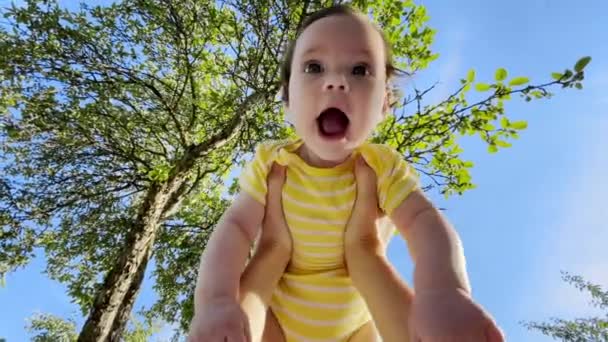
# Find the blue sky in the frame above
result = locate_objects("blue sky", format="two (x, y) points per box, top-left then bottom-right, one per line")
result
(1, 0), (607, 341)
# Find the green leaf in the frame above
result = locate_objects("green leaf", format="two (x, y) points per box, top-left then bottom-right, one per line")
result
(495, 68), (507, 82)
(574, 56), (591, 72)
(575, 83), (583, 90)
(467, 69), (475, 82)
(531, 90), (544, 98)
(511, 121), (528, 130)
(509, 77), (529, 86)
(500, 117), (509, 129)
(475, 83), (491, 92)
(551, 72), (563, 80)
(488, 144), (498, 153)
(482, 123), (495, 131)
(495, 140), (512, 148)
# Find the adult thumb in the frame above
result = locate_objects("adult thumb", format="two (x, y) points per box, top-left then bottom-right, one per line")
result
(354, 156), (377, 196)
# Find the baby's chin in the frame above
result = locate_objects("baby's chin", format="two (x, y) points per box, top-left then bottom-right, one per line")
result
(296, 125), (368, 165)
(302, 139), (356, 166)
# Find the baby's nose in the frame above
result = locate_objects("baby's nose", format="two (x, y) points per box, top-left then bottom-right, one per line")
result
(324, 74), (349, 92)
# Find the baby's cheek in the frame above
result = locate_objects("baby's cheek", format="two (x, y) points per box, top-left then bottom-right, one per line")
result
(357, 116), (382, 136)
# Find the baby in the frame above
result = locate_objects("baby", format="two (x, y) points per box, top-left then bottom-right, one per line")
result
(189, 5), (503, 342)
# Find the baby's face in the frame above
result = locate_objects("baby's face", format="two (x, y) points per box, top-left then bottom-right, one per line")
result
(286, 14), (388, 164)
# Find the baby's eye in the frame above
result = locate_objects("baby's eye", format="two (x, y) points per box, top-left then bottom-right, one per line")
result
(352, 64), (370, 76)
(304, 62), (323, 73)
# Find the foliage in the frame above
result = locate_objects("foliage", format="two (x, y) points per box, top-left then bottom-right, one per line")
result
(523, 272), (608, 342)
(26, 312), (164, 342)
(26, 313), (78, 342)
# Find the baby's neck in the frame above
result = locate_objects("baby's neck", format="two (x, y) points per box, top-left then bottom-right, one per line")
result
(296, 143), (351, 168)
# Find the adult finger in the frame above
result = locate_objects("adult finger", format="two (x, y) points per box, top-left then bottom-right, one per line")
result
(265, 162), (286, 215)
(354, 156), (377, 197)
(352, 157), (379, 216)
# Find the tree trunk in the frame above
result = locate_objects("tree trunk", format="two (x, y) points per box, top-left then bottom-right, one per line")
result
(77, 181), (180, 342)
(109, 242), (153, 342)
(77, 225), (156, 341)
(76, 92), (263, 341)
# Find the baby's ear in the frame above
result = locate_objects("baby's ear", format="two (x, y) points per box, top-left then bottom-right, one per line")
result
(382, 97), (389, 117)
(381, 86), (391, 117)
(279, 84), (289, 106)
(280, 87), (295, 125)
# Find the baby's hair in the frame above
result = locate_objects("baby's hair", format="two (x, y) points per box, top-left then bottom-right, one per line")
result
(279, 4), (405, 108)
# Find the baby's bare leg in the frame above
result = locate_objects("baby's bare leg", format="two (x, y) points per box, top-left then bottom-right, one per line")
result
(348, 321), (381, 342)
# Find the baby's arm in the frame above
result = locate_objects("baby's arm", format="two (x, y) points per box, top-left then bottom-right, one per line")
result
(391, 189), (503, 341)
(390, 190), (470, 293)
(194, 192), (264, 306)
(346, 154), (501, 341)
(190, 163), (291, 342)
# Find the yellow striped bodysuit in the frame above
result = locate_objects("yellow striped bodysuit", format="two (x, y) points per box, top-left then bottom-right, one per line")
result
(239, 139), (418, 341)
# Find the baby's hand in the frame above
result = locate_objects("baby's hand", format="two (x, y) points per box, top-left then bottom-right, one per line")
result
(409, 288), (504, 342)
(188, 296), (251, 342)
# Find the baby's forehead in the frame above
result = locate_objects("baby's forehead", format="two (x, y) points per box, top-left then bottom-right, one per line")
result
(294, 14), (385, 61)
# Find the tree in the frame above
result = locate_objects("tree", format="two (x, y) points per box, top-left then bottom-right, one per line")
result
(26, 312), (164, 342)
(523, 272), (608, 342)
(0, 0), (590, 340)
(26, 313), (78, 342)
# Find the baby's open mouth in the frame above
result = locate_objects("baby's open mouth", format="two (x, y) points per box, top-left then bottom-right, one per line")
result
(316, 107), (349, 138)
